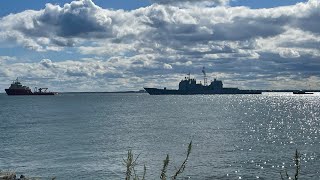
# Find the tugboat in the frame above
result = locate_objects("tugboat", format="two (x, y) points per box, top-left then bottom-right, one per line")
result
(144, 68), (262, 95)
(5, 78), (57, 95)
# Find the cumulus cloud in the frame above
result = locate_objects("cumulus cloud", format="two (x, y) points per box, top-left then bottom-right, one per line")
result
(0, 56), (178, 91)
(39, 0), (112, 37)
(293, 0), (320, 34)
(163, 63), (173, 69)
(0, 0), (114, 51)
(150, 0), (230, 6)
(40, 59), (56, 68)
(1, 0), (319, 53)
(279, 49), (301, 58)
(1, 0), (320, 91)
(0, 56), (16, 62)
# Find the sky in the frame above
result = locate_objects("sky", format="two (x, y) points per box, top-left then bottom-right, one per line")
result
(0, 0), (319, 92)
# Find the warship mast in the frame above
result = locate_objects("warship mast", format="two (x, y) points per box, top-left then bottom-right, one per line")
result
(202, 67), (207, 86)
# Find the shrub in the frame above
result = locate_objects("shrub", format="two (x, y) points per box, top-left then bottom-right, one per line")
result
(124, 141), (192, 180)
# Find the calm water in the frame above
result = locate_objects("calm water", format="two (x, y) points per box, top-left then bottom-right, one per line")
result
(0, 93), (319, 179)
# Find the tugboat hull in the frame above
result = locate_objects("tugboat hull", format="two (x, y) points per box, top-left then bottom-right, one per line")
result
(5, 89), (56, 95)
(33, 92), (57, 95)
(5, 89), (33, 95)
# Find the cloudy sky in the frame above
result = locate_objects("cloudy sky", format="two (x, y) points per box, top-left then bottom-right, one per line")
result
(0, 0), (319, 92)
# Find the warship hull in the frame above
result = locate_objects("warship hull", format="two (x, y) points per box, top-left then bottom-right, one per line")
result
(144, 88), (262, 95)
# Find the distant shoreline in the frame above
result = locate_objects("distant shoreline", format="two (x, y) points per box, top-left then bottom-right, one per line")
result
(2, 90), (320, 94)
(0, 90), (147, 94)
(60, 90), (147, 94)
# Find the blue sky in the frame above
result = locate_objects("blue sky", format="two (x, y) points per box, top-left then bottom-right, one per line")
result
(0, 0), (309, 16)
(230, 0), (308, 8)
(0, 0), (319, 92)
(0, 0), (151, 16)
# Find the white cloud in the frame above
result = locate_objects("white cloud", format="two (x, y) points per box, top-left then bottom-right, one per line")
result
(0, 56), (16, 62)
(163, 63), (173, 69)
(1, 0), (319, 53)
(279, 49), (301, 58)
(1, 0), (320, 91)
(150, 0), (230, 6)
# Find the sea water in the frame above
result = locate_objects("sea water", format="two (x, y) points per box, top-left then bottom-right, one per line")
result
(0, 93), (319, 179)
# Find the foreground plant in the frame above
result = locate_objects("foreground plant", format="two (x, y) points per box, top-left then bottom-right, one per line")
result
(0, 170), (16, 180)
(280, 149), (301, 180)
(124, 141), (192, 180)
(0, 170), (56, 180)
(123, 150), (146, 180)
(169, 141), (192, 180)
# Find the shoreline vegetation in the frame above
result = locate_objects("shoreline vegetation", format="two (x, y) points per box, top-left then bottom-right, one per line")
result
(0, 143), (301, 180)
(124, 141), (192, 180)
(280, 149), (301, 180)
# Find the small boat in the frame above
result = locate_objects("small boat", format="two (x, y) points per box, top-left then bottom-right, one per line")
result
(293, 90), (313, 94)
(5, 78), (57, 96)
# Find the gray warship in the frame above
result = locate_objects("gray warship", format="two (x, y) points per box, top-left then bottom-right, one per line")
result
(144, 68), (262, 95)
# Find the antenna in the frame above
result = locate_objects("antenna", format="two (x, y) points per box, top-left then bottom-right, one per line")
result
(202, 67), (207, 86)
